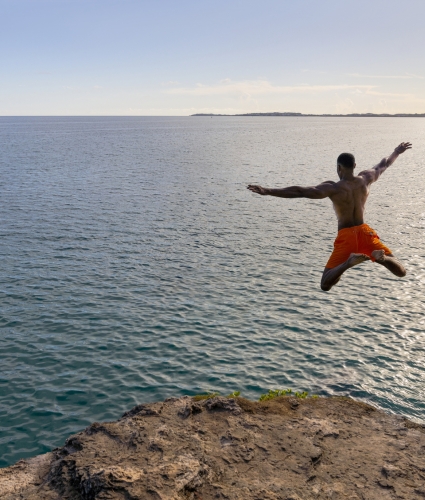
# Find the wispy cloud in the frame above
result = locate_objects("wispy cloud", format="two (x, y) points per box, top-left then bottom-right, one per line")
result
(161, 80), (180, 86)
(365, 90), (414, 98)
(347, 73), (424, 79)
(164, 79), (375, 96)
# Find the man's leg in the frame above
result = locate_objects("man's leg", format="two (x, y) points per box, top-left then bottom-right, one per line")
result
(321, 253), (369, 291)
(371, 250), (406, 277)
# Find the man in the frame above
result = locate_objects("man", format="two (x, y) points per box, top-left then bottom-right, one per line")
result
(248, 142), (411, 291)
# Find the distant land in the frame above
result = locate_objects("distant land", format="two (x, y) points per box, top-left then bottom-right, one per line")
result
(191, 112), (425, 117)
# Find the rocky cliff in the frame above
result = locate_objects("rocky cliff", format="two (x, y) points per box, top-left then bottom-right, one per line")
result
(1, 396), (424, 499)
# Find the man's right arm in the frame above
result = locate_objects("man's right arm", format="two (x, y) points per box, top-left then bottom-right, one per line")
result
(359, 142), (412, 184)
(247, 181), (337, 199)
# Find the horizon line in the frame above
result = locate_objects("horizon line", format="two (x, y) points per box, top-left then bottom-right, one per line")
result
(1, 112), (425, 118)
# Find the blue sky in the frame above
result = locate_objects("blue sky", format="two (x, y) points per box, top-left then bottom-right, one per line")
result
(1, 0), (425, 115)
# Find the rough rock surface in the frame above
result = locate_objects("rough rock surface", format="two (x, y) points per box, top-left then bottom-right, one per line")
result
(1, 396), (425, 499)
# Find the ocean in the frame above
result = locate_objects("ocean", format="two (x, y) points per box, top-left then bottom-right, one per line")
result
(0, 116), (424, 467)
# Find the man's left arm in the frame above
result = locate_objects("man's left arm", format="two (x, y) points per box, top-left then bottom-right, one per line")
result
(359, 142), (412, 183)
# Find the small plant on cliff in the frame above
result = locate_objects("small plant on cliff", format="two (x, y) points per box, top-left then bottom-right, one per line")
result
(258, 389), (315, 401)
(193, 390), (241, 401)
(193, 389), (317, 402)
(294, 391), (309, 399)
(193, 391), (220, 401)
(259, 389), (293, 401)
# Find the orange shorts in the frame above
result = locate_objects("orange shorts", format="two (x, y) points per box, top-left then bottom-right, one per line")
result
(326, 223), (392, 269)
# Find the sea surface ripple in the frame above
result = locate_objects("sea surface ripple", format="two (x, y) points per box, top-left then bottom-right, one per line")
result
(0, 116), (424, 466)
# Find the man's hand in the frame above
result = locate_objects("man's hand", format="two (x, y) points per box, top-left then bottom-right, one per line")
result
(247, 184), (269, 195)
(394, 142), (412, 154)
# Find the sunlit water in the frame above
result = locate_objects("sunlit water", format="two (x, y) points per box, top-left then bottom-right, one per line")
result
(0, 116), (424, 467)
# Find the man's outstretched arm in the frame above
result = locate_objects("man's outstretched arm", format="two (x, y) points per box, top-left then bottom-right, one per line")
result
(247, 181), (337, 199)
(359, 142), (412, 183)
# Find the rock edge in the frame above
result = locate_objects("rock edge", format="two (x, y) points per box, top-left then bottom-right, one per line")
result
(1, 396), (425, 499)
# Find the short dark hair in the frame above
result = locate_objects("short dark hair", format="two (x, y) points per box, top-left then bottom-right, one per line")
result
(337, 153), (355, 169)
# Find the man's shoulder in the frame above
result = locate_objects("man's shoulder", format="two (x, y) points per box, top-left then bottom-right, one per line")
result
(316, 180), (341, 198)
(357, 170), (374, 182)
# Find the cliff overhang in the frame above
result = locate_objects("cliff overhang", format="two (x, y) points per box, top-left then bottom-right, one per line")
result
(1, 395), (424, 499)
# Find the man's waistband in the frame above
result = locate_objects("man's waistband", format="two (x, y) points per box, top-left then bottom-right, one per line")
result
(338, 223), (372, 235)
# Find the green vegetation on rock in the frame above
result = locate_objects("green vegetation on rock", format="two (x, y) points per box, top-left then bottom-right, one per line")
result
(193, 389), (317, 402)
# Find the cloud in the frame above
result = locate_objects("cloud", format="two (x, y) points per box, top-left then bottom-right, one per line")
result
(334, 97), (356, 114)
(365, 90), (415, 98)
(347, 73), (424, 79)
(161, 80), (180, 86)
(164, 79), (375, 96)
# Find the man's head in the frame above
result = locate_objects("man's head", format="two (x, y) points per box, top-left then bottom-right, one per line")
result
(337, 153), (355, 178)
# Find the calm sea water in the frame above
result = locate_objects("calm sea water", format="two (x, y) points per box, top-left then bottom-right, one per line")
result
(0, 116), (424, 467)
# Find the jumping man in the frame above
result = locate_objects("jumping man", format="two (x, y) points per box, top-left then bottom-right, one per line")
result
(248, 142), (412, 291)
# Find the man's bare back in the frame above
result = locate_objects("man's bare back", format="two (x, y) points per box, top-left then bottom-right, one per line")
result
(248, 142), (412, 291)
(326, 176), (369, 230)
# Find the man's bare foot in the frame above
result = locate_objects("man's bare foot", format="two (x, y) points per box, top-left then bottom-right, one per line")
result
(371, 249), (386, 263)
(321, 253), (370, 291)
(347, 253), (369, 268)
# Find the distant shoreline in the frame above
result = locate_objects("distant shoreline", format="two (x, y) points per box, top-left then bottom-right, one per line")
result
(191, 112), (425, 117)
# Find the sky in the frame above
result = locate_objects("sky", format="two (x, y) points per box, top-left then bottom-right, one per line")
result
(1, 0), (425, 116)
